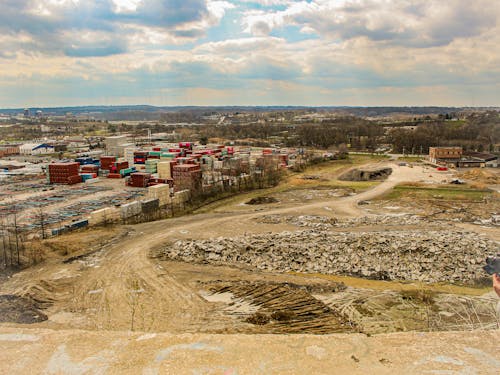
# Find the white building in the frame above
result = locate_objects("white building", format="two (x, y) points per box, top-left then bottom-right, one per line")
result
(19, 143), (54, 155)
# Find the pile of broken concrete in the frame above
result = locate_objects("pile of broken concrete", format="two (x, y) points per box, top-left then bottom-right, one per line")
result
(161, 229), (497, 284)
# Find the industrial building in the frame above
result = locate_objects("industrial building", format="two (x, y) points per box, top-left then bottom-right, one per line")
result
(19, 143), (55, 155)
(458, 152), (499, 168)
(428, 147), (463, 165)
(429, 147), (498, 168)
(0, 145), (20, 157)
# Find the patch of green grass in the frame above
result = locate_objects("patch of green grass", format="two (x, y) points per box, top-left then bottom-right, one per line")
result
(397, 156), (423, 162)
(348, 152), (391, 159)
(382, 185), (492, 202)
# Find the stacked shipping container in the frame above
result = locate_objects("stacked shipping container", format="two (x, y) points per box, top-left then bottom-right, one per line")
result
(128, 172), (151, 187)
(100, 156), (116, 170)
(48, 162), (81, 184)
(172, 164), (202, 192)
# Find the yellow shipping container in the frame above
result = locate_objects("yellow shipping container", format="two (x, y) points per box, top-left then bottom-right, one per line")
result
(157, 161), (172, 179)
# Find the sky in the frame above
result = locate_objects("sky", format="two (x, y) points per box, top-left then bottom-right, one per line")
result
(0, 0), (499, 108)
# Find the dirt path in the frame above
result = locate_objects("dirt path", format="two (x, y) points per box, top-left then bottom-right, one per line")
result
(256, 163), (447, 217)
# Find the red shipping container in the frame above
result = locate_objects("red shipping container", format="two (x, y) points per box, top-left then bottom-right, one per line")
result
(81, 165), (99, 173)
(113, 161), (129, 172)
(48, 162), (81, 184)
(67, 175), (82, 185)
(129, 172), (151, 187)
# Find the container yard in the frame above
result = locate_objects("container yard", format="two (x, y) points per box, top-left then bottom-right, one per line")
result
(0, 140), (298, 239)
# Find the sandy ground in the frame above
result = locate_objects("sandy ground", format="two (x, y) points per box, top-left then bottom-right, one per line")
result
(0, 327), (498, 374)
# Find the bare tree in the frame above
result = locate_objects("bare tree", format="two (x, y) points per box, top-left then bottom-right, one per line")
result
(36, 207), (48, 239)
(11, 210), (21, 267)
(0, 217), (7, 268)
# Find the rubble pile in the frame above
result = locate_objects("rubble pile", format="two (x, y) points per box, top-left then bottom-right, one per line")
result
(474, 215), (500, 227)
(339, 167), (392, 181)
(161, 230), (497, 284)
(258, 214), (424, 229)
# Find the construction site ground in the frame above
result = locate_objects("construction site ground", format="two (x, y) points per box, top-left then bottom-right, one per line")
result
(1, 158), (499, 373)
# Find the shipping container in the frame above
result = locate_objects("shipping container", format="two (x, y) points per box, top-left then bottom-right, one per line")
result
(70, 219), (89, 229)
(141, 198), (160, 213)
(119, 167), (136, 177)
(48, 162), (81, 184)
(128, 172), (151, 187)
(120, 201), (142, 219)
(179, 142), (193, 149)
(100, 156), (117, 170)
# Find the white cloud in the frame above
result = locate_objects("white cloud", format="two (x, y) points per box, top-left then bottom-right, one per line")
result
(0, 0), (499, 106)
(242, 0), (499, 47)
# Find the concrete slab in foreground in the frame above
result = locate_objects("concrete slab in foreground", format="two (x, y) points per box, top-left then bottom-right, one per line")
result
(0, 327), (499, 374)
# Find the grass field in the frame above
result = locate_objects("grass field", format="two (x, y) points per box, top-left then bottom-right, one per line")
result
(382, 185), (493, 202)
(196, 154), (387, 213)
(397, 156), (424, 163)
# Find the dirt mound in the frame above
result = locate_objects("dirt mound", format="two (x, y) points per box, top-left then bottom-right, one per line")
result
(339, 167), (392, 181)
(0, 295), (48, 324)
(459, 169), (500, 184)
(14, 278), (72, 309)
(246, 196), (279, 205)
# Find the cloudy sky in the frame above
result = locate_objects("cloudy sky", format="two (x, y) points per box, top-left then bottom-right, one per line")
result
(0, 0), (499, 107)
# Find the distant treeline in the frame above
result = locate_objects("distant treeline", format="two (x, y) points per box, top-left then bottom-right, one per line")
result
(2, 108), (498, 154)
(193, 111), (499, 153)
(387, 111), (500, 153)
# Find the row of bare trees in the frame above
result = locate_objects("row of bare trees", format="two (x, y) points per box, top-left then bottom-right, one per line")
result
(1, 212), (24, 269)
(0, 209), (46, 271)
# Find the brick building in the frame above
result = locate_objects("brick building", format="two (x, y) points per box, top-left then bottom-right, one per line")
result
(428, 147), (463, 165)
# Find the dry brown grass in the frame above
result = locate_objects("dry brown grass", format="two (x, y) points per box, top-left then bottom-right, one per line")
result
(30, 227), (123, 258)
